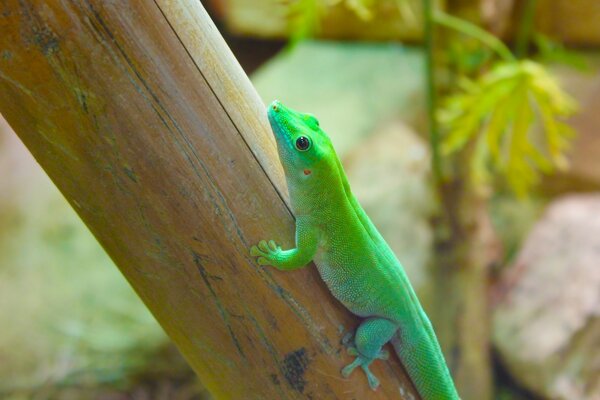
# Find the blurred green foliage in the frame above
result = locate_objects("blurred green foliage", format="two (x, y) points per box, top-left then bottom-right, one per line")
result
(342, 0), (377, 20)
(534, 34), (590, 71)
(286, 0), (421, 43)
(440, 60), (576, 196)
(287, 0), (327, 43)
(433, 11), (578, 196)
(286, 2), (579, 197)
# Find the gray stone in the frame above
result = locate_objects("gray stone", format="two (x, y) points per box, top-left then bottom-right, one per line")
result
(493, 194), (600, 400)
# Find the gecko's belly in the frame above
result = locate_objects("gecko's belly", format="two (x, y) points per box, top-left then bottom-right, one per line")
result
(313, 260), (386, 317)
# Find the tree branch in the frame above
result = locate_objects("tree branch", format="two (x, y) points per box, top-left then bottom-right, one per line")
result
(0, 1), (419, 398)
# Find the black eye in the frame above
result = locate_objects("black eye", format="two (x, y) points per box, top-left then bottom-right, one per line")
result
(295, 136), (311, 151)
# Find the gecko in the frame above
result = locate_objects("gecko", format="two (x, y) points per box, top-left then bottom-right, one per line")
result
(250, 100), (460, 399)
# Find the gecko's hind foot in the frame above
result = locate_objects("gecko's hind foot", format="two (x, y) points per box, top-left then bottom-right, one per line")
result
(341, 331), (387, 390)
(250, 240), (281, 266)
(341, 355), (381, 390)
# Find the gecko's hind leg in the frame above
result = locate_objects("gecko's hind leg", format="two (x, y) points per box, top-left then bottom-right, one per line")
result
(341, 318), (398, 390)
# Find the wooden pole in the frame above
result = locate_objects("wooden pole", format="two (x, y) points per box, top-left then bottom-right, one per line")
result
(0, 1), (419, 399)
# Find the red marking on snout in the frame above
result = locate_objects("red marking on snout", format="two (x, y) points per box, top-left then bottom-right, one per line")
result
(304, 169), (312, 176)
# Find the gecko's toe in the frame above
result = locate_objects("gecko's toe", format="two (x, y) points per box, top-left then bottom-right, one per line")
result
(258, 240), (270, 252)
(268, 240), (279, 251)
(362, 365), (380, 390)
(250, 245), (262, 257)
(341, 357), (362, 378)
(377, 349), (389, 360)
(257, 257), (270, 266)
(342, 352), (382, 390)
(338, 310), (385, 390)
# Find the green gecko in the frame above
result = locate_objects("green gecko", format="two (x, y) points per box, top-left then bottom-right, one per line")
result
(251, 101), (460, 399)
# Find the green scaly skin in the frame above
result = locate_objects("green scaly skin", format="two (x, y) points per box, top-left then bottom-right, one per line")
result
(251, 101), (460, 399)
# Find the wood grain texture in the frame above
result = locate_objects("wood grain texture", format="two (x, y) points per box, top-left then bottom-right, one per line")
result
(0, 1), (419, 399)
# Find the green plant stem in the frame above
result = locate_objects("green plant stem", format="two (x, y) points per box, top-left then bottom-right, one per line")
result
(424, 0), (442, 184)
(433, 10), (515, 62)
(515, 0), (538, 58)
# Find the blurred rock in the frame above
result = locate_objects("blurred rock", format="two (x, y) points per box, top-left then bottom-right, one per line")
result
(216, 0), (422, 41)
(252, 40), (424, 157)
(493, 194), (600, 400)
(536, 0), (600, 46)
(0, 117), (186, 396)
(343, 120), (434, 300)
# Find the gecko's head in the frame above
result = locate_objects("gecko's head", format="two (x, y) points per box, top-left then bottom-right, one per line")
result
(267, 100), (337, 184)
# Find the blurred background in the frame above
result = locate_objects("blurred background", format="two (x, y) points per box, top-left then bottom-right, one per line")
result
(1, 0), (599, 399)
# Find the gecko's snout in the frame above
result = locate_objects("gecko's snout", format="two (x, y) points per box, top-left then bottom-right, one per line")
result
(270, 100), (281, 113)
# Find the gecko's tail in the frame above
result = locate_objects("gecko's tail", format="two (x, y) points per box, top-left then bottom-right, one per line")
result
(390, 324), (461, 400)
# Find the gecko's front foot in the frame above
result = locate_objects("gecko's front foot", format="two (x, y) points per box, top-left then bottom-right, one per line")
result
(250, 240), (282, 267)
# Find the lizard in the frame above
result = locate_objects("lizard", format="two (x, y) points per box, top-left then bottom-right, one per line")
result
(250, 100), (460, 399)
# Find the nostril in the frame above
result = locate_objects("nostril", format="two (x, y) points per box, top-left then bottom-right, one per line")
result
(272, 104), (278, 112)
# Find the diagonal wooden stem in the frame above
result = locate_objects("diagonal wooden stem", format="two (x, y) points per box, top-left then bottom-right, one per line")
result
(0, 1), (419, 398)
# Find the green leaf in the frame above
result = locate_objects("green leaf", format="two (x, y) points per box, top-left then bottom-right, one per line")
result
(345, 0), (376, 20)
(534, 34), (590, 71)
(287, 0), (327, 44)
(439, 60), (578, 196)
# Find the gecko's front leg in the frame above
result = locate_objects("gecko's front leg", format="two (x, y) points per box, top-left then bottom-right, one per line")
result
(250, 216), (319, 271)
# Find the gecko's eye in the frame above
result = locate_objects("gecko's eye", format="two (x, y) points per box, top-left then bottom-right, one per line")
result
(295, 136), (311, 151)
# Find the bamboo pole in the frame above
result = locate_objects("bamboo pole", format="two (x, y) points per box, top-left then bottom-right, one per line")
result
(0, 1), (419, 398)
